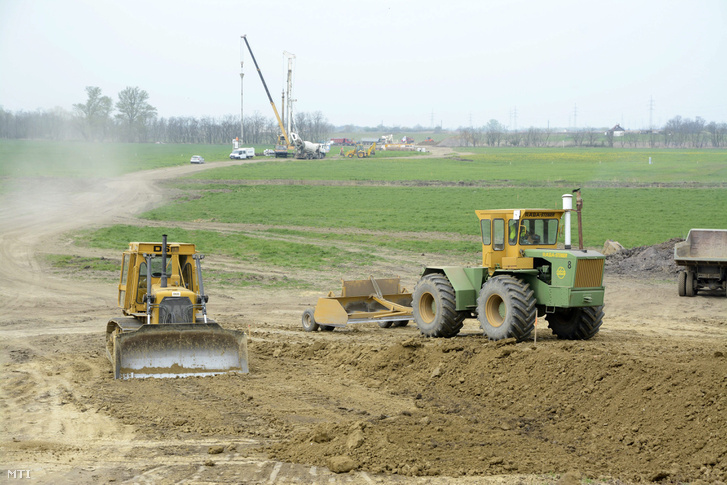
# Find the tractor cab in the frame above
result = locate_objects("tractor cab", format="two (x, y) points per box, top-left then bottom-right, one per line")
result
(477, 209), (565, 273)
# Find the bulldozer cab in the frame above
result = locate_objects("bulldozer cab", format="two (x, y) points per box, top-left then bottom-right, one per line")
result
(476, 209), (564, 272)
(118, 241), (202, 322)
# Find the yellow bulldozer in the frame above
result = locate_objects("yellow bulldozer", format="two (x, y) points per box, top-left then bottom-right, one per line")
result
(105, 235), (248, 379)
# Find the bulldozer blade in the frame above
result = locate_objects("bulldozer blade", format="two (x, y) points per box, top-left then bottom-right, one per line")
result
(113, 323), (248, 379)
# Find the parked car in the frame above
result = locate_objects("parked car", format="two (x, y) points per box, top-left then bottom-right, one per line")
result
(190, 155), (205, 164)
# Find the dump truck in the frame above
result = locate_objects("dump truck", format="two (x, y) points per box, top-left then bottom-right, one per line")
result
(675, 229), (727, 297)
(302, 277), (412, 331)
(105, 235), (248, 379)
(412, 194), (606, 341)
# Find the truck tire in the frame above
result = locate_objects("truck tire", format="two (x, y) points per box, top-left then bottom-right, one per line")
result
(378, 321), (393, 328)
(302, 308), (319, 332)
(477, 275), (536, 341)
(392, 320), (409, 327)
(412, 273), (461, 338)
(678, 270), (687, 297)
(547, 305), (604, 340)
(685, 270), (696, 297)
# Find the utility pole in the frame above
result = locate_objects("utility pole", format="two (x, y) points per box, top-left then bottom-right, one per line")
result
(239, 37), (245, 144)
(648, 95), (655, 131)
(573, 103), (578, 129)
(283, 51), (295, 136)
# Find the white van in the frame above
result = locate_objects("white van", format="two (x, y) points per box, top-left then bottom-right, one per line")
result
(229, 147), (255, 160)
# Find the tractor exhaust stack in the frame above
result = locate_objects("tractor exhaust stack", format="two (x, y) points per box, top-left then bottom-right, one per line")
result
(562, 194), (573, 249)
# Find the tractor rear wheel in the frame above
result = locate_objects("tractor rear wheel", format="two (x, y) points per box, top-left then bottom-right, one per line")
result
(302, 308), (320, 332)
(547, 306), (604, 340)
(477, 275), (536, 341)
(678, 270), (687, 296)
(412, 273), (461, 338)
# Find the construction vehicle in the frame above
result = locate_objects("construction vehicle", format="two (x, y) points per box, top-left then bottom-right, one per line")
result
(345, 142), (376, 158)
(675, 229), (727, 297)
(302, 277), (412, 331)
(291, 132), (326, 159)
(412, 192), (606, 341)
(105, 235), (248, 379)
(242, 36), (322, 160)
(242, 35), (292, 158)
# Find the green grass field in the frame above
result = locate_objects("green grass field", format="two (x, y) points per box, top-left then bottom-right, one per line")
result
(2, 140), (725, 258)
(0, 140), (263, 178)
(192, 148), (727, 185)
(139, 185), (724, 248)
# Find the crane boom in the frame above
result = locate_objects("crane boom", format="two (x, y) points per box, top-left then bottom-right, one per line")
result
(241, 35), (290, 146)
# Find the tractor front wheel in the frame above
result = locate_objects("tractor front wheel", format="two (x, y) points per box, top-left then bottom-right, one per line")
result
(547, 306), (604, 340)
(477, 275), (536, 341)
(412, 273), (461, 338)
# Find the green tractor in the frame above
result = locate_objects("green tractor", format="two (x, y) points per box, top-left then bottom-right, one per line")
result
(412, 195), (605, 341)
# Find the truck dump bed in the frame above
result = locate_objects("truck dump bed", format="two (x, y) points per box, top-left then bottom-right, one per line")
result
(674, 229), (727, 265)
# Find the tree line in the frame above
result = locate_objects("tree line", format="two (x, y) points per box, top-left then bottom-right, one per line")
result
(1, 86), (725, 148)
(0, 85), (334, 145)
(457, 117), (727, 148)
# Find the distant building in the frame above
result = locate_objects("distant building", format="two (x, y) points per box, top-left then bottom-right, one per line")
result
(606, 124), (626, 137)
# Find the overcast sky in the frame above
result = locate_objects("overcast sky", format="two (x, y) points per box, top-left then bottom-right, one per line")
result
(1, 0), (725, 130)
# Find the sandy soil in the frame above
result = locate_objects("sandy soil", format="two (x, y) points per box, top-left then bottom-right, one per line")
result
(1, 157), (725, 485)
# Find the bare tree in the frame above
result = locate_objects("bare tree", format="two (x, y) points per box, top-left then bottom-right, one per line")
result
(706, 121), (727, 147)
(584, 128), (599, 147)
(115, 86), (157, 142)
(459, 126), (484, 147)
(73, 86), (112, 141)
(605, 129), (614, 148)
(485, 119), (504, 146)
(571, 129), (585, 147)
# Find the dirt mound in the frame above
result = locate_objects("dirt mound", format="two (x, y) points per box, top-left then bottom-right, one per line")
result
(605, 237), (683, 277)
(266, 335), (727, 482)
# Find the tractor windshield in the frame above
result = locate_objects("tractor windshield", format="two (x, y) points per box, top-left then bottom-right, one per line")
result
(518, 218), (559, 245)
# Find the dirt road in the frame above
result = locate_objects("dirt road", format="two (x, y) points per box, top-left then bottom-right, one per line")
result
(1, 159), (725, 484)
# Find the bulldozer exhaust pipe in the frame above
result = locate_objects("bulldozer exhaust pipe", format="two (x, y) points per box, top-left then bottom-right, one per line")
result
(562, 194), (572, 249)
(161, 234), (168, 288)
